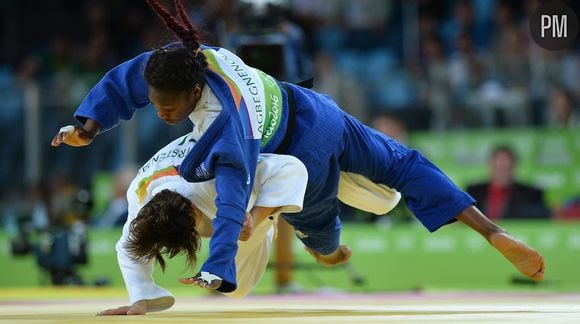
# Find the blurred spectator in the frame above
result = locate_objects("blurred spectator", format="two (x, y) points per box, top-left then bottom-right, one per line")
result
(441, 0), (481, 51)
(545, 88), (579, 128)
(466, 145), (551, 220)
(0, 66), (25, 194)
(29, 182), (50, 231)
(290, 0), (345, 53)
(1, 0), (580, 223)
(468, 26), (531, 127)
(371, 112), (408, 144)
(448, 31), (487, 126)
(93, 165), (137, 229)
(475, 2), (530, 127)
(313, 51), (368, 122)
(556, 196), (580, 220)
(416, 34), (453, 130)
(343, 0), (392, 50)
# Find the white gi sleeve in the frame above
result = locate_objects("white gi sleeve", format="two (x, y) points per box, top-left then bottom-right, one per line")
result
(115, 177), (193, 311)
(252, 153), (308, 213)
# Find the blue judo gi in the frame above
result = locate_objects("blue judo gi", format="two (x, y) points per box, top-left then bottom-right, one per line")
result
(278, 84), (475, 254)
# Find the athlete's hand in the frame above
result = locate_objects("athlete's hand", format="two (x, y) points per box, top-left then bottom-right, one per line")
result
(178, 271), (222, 290)
(97, 296), (174, 315)
(51, 120), (100, 147)
(239, 212), (255, 241)
(97, 300), (148, 316)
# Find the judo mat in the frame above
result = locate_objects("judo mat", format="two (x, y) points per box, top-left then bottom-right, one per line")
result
(1, 289), (579, 323)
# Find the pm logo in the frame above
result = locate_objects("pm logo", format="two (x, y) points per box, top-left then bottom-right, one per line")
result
(530, 1), (579, 50)
(542, 14), (568, 38)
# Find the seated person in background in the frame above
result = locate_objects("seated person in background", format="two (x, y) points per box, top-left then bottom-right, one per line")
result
(546, 88), (579, 128)
(467, 145), (551, 220)
(93, 166), (137, 229)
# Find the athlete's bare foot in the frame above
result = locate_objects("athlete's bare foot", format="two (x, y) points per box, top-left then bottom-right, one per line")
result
(489, 231), (545, 281)
(305, 244), (352, 267)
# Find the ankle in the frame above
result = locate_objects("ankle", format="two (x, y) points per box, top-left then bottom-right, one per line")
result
(488, 228), (509, 244)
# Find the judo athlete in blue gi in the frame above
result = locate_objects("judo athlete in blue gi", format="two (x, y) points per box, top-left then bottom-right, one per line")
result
(52, 0), (544, 295)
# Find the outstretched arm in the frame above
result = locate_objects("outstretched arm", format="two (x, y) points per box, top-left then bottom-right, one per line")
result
(52, 51), (154, 147)
(100, 204), (175, 316)
(51, 119), (101, 147)
(178, 118), (261, 293)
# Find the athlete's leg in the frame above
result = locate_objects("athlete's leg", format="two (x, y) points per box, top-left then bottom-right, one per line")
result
(338, 171), (401, 215)
(457, 205), (544, 281)
(340, 115), (545, 281)
(280, 152), (344, 257)
(305, 244), (352, 267)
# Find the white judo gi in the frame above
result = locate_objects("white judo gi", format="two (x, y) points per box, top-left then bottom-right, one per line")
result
(117, 131), (308, 311)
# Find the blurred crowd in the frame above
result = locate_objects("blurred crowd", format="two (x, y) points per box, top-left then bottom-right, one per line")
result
(1, 0), (579, 232)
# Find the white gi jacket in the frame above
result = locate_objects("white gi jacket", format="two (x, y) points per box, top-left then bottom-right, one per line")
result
(117, 131), (307, 311)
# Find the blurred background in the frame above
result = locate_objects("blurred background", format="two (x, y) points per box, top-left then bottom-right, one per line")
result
(0, 0), (578, 295)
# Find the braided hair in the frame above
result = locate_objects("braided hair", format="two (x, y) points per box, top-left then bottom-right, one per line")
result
(144, 0), (208, 92)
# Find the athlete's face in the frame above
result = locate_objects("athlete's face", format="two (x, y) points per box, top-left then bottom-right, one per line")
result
(148, 86), (202, 125)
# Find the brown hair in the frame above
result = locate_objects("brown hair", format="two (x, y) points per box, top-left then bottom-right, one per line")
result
(126, 189), (200, 272)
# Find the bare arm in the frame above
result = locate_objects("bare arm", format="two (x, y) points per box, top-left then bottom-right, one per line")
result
(238, 206), (277, 241)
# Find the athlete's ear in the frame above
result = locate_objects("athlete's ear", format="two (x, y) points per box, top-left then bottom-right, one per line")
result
(189, 85), (202, 103)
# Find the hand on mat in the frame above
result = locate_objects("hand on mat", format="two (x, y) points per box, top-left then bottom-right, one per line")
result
(97, 300), (148, 316)
(179, 271), (222, 290)
(305, 244), (352, 267)
(239, 212), (255, 241)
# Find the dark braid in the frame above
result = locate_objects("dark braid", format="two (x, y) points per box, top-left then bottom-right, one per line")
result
(174, 0), (198, 47)
(144, 0), (207, 92)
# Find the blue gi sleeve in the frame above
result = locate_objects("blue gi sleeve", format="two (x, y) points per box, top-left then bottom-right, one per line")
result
(74, 51), (153, 131)
(180, 116), (260, 293)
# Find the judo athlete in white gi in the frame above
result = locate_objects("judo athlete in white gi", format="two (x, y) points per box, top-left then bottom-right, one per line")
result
(98, 130), (401, 315)
(98, 132), (308, 315)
